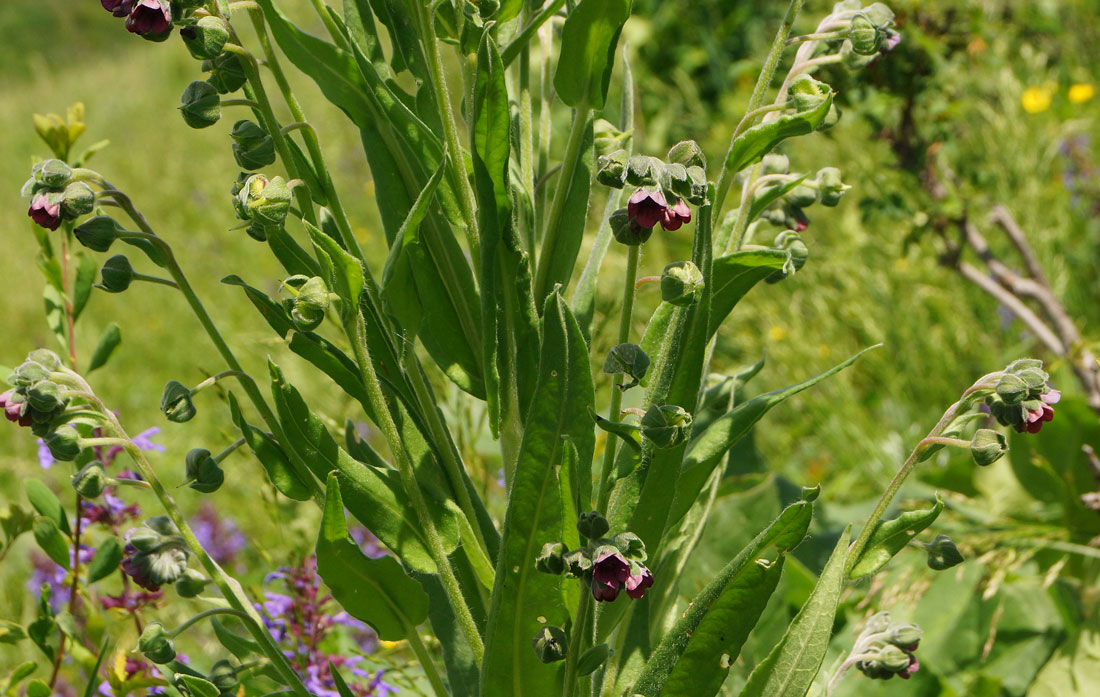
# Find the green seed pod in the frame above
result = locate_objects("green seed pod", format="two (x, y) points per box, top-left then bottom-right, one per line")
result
(71, 462), (110, 499)
(290, 276), (330, 332)
(684, 165), (708, 205)
(970, 429), (1008, 466)
(787, 74), (833, 113)
(760, 154), (790, 176)
(610, 208), (652, 246)
(74, 215), (123, 253)
(535, 541), (568, 575)
(59, 181), (94, 220)
(767, 230), (809, 283)
(888, 623), (923, 650)
(184, 448), (225, 494)
(660, 261), (704, 307)
(203, 53), (247, 94)
(161, 380), (196, 423)
(532, 626), (568, 664)
(816, 167), (849, 207)
(577, 511), (610, 540)
(100, 254), (135, 293)
(180, 16), (230, 61)
(995, 373), (1029, 404)
(209, 659), (239, 693)
(27, 380), (63, 413)
(786, 183), (818, 208)
(36, 159), (73, 188)
(45, 426), (82, 462)
(179, 81), (221, 129)
(625, 155), (661, 187)
(230, 120), (276, 171)
(596, 149), (629, 189)
(611, 531), (646, 561)
(602, 343), (650, 391)
(139, 622), (177, 664)
(640, 404), (693, 449)
(174, 568), (210, 598)
(925, 534), (965, 570)
(239, 174), (292, 230)
(849, 13), (883, 55)
(667, 140), (706, 170)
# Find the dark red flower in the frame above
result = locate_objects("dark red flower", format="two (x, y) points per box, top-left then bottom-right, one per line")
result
(625, 567), (654, 599)
(1, 390), (32, 427)
(591, 551), (630, 602)
(897, 654), (919, 680)
(28, 194), (61, 230)
(1017, 388), (1060, 434)
(661, 199), (692, 231)
(627, 189), (669, 229)
(101, 0), (135, 17)
(126, 0), (171, 36)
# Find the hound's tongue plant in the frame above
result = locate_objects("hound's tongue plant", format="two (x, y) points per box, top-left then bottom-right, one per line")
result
(1, 1), (1053, 696)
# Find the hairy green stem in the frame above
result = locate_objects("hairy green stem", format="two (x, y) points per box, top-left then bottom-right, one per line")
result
(168, 608), (254, 638)
(501, 0), (567, 67)
(404, 624), (451, 697)
(561, 590), (594, 697)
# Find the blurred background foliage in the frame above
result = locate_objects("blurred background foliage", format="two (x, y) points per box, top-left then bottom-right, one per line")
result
(2, 0), (1098, 694)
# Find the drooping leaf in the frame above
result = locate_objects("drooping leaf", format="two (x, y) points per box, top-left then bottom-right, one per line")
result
(24, 480), (70, 539)
(227, 392), (313, 501)
(86, 537), (123, 584)
(221, 275), (294, 338)
(211, 617), (260, 660)
(342, 0), (384, 64)
(554, 0), (632, 109)
(178, 675), (219, 697)
(848, 494), (944, 578)
(316, 473), (429, 640)
(737, 526), (851, 697)
(86, 323), (121, 373)
(706, 250), (790, 338)
(305, 220), (363, 322)
(725, 95), (834, 174)
(32, 517), (70, 569)
(630, 499), (814, 697)
(481, 292), (595, 697)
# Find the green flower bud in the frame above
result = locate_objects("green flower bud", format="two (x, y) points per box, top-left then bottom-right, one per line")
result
(602, 343), (650, 391)
(970, 429), (1008, 466)
(767, 230), (809, 284)
(874, 644), (913, 673)
(99, 254), (135, 293)
(577, 511), (610, 540)
(27, 380), (64, 412)
(239, 174), (292, 231)
(684, 165), (708, 205)
(661, 162), (693, 203)
(841, 39), (877, 71)
(36, 159), (73, 188)
(203, 53), (247, 94)
(786, 183), (818, 208)
(610, 208), (652, 246)
(60, 182), (93, 220)
(532, 626), (568, 664)
(535, 541), (568, 575)
(161, 380), (196, 423)
(179, 81), (221, 129)
(174, 568), (210, 598)
(290, 276), (330, 332)
(180, 16), (230, 60)
(139, 622), (177, 664)
(128, 528), (164, 554)
(862, 611), (893, 636)
(864, 2), (895, 27)
(74, 215), (123, 253)
(625, 155), (661, 187)
(787, 75), (833, 113)
(45, 426), (82, 462)
(563, 548), (592, 578)
(816, 167), (849, 207)
(887, 623), (922, 650)
(667, 140), (706, 170)
(611, 532), (646, 562)
(596, 149), (629, 189)
(925, 534), (965, 570)
(230, 120), (276, 171)
(185, 448), (225, 494)
(209, 659), (239, 693)
(27, 349), (61, 372)
(849, 13), (883, 55)
(660, 261), (704, 307)
(640, 404), (693, 448)
(9, 360), (49, 387)
(593, 118), (629, 157)
(995, 373), (1029, 404)
(760, 154), (789, 176)
(1016, 367), (1048, 390)
(71, 462), (110, 498)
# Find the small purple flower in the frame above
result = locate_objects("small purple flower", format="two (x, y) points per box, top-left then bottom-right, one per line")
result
(661, 199), (692, 232)
(627, 189), (669, 229)
(37, 439), (54, 469)
(191, 501), (247, 566)
(897, 653), (919, 680)
(28, 193), (62, 230)
(125, 0), (171, 36)
(101, 0), (135, 17)
(1018, 388), (1060, 434)
(2, 390), (33, 428)
(625, 567), (654, 599)
(591, 551), (631, 602)
(350, 525), (388, 559)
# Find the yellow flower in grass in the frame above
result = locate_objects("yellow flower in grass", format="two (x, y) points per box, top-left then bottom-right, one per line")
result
(768, 325), (786, 342)
(1021, 85), (1053, 114)
(1069, 83), (1095, 104)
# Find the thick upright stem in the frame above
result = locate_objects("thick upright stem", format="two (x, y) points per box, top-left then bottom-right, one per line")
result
(560, 590), (594, 697)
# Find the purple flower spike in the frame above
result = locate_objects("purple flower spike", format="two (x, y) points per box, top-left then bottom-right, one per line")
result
(591, 551), (631, 602)
(101, 0), (136, 17)
(126, 0), (172, 36)
(28, 194), (62, 231)
(627, 189), (669, 229)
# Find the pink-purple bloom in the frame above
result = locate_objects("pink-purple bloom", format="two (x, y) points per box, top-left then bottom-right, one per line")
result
(101, 0), (136, 17)
(1, 390), (32, 427)
(28, 193), (62, 230)
(625, 567), (654, 599)
(592, 551), (631, 602)
(1018, 389), (1060, 434)
(125, 0), (171, 36)
(627, 188), (693, 231)
(191, 501), (247, 567)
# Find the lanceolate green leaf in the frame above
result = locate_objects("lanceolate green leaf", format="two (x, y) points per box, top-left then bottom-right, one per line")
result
(848, 494), (944, 579)
(227, 392), (313, 501)
(725, 95), (834, 174)
(738, 526), (851, 697)
(316, 474), (429, 641)
(706, 250), (790, 338)
(554, 0), (632, 109)
(630, 499), (814, 697)
(86, 538), (123, 585)
(669, 347), (876, 532)
(86, 323), (121, 373)
(481, 292), (595, 697)
(24, 480), (70, 539)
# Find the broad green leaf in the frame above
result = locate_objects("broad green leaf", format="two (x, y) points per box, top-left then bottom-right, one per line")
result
(670, 347), (876, 532)
(591, 408), (642, 455)
(706, 250), (790, 338)
(72, 253), (97, 321)
(554, 0), (632, 109)
(26, 680), (50, 697)
(86, 537), (122, 584)
(481, 292), (595, 697)
(1030, 619), (1100, 697)
(848, 494), (944, 578)
(317, 473), (429, 640)
(227, 392), (312, 501)
(32, 517), (69, 569)
(738, 526), (851, 697)
(178, 675), (219, 697)
(212, 617), (261, 660)
(221, 274), (294, 338)
(343, 0), (384, 64)
(630, 499), (814, 697)
(725, 95), (834, 174)
(25, 480), (70, 539)
(86, 323), (121, 373)
(2, 662), (38, 693)
(364, 0), (428, 78)
(268, 362), (458, 571)
(0, 620), (26, 645)
(27, 617), (56, 661)
(286, 333), (373, 414)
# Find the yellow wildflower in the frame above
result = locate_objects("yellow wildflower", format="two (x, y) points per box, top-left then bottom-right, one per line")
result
(1069, 83), (1095, 104)
(768, 325), (786, 342)
(1021, 85), (1053, 114)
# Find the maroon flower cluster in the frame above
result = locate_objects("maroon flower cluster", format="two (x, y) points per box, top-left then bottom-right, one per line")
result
(1, 390), (32, 427)
(1015, 388), (1060, 434)
(101, 0), (172, 38)
(591, 551), (653, 602)
(627, 189), (692, 232)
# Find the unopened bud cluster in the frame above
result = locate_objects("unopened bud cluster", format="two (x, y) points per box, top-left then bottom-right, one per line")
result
(22, 159), (94, 231)
(2, 350), (70, 437)
(986, 359), (1060, 434)
(122, 517), (195, 592)
(852, 611), (921, 681)
(601, 140), (707, 245)
(535, 512), (654, 604)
